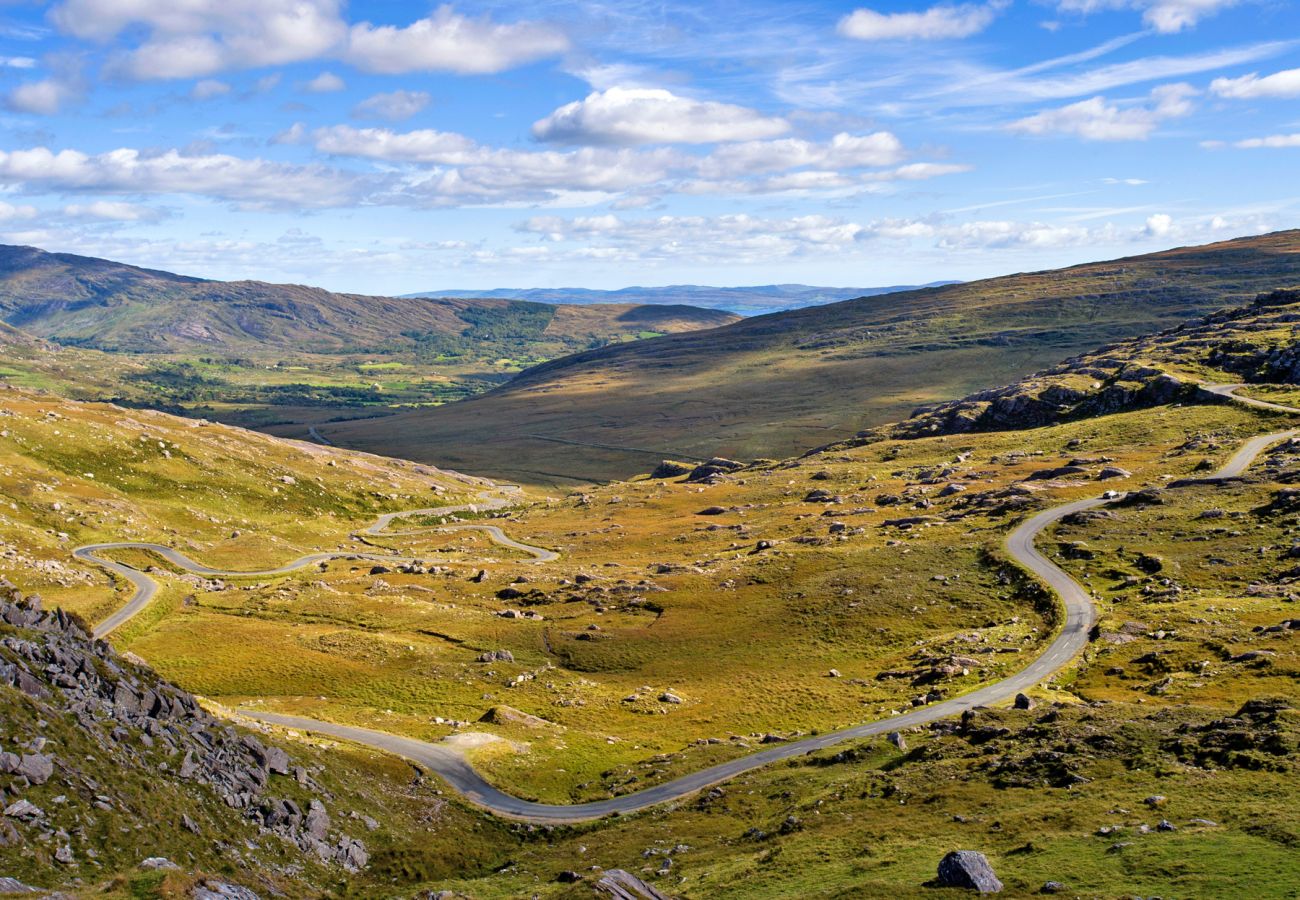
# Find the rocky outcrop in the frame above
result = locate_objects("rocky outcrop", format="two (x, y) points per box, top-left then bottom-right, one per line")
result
(0, 579), (366, 872)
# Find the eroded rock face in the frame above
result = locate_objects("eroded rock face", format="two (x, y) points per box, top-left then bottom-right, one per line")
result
(0, 579), (366, 872)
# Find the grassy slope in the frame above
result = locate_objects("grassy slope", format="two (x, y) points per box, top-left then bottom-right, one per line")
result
(0, 290), (1298, 894)
(0, 244), (737, 356)
(321, 230), (1300, 485)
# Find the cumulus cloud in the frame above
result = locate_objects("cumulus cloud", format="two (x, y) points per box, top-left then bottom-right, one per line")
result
(838, 2), (1004, 40)
(0, 146), (367, 208)
(52, 0), (347, 79)
(1054, 0), (1241, 33)
(5, 79), (78, 115)
(532, 87), (790, 146)
(351, 90), (431, 121)
(1008, 83), (1196, 141)
(1211, 67), (1300, 99)
(345, 6), (568, 75)
(313, 125), (481, 164)
(304, 71), (345, 93)
(48, 1), (564, 80)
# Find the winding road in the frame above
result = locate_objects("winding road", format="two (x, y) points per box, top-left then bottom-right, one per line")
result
(79, 385), (1299, 822)
(80, 487), (554, 640)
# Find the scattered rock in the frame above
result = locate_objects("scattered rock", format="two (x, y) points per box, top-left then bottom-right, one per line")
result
(140, 857), (181, 870)
(479, 705), (554, 729)
(593, 868), (671, 899)
(1013, 693), (1035, 711)
(936, 850), (1003, 893)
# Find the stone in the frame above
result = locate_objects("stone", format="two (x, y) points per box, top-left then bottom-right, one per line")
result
(1097, 466), (1131, 480)
(887, 731), (907, 751)
(936, 850), (1003, 892)
(593, 868), (671, 899)
(14, 754), (52, 785)
(263, 746), (291, 776)
(659, 692), (683, 704)
(0, 877), (40, 894)
(1041, 882), (1066, 894)
(304, 800), (330, 841)
(697, 506), (728, 516)
(2, 800), (42, 820)
(53, 846), (74, 865)
(140, 857), (181, 870)
(1013, 693), (1035, 711)
(477, 649), (515, 663)
(192, 880), (262, 900)
(1143, 795), (1167, 808)
(479, 705), (554, 729)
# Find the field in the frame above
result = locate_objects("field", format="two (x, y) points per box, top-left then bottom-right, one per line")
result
(2, 387), (1290, 897)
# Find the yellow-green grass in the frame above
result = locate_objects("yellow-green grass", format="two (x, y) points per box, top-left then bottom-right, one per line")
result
(103, 398), (1286, 804)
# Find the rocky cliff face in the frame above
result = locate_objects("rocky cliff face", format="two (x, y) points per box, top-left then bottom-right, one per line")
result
(0, 578), (367, 892)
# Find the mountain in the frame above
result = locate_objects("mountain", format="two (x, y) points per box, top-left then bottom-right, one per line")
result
(403, 282), (958, 315)
(0, 244), (738, 355)
(320, 230), (1300, 485)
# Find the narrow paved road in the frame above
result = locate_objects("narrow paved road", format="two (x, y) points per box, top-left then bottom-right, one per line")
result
(79, 487), (553, 639)
(83, 384), (1300, 822)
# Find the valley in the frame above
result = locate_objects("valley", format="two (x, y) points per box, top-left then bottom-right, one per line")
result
(0, 243), (1298, 898)
(321, 231), (1300, 485)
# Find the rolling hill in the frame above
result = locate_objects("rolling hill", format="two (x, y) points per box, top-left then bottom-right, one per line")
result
(405, 282), (957, 315)
(0, 244), (738, 355)
(321, 230), (1300, 484)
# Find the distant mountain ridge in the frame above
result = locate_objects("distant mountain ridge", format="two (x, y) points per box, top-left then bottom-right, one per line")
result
(0, 244), (737, 354)
(404, 282), (958, 315)
(325, 229), (1300, 484)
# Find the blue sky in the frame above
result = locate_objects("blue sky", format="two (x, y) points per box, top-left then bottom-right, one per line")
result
(0, 0), (1298, 293)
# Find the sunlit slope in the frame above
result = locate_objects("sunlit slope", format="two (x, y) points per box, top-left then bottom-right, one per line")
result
(0, 243), (737, 355)
(322, 230), (1300, 484)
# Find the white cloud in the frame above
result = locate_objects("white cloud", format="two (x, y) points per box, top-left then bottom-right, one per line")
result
(313, 125), (481, 164)
(0, 57), (36, 69)
(304, 71), (345, 93)
(351, 90), (431, 121)
(0, 146), (367, 208)
(1055, 0), (1241, 33)
(190, 79), (230, 100)
(52, 0), (347, 79)
(532, 87), (790, 146)
(1145, 212), (1174, 235)
(1141, 0), (1241, 31)
(838, 2), (1004, 40)
(346, 6), (567, 75)
(63, 200), (164, 222)
(0, 202), (38, 221)
(5, 79), (77, 115)
(1211, 67), (1300, 99)
(1232, 133), (1300, 148)
(696, 132), (905, 176)
(1008, 83), (1195, 141)
(49, 1), (565, 80)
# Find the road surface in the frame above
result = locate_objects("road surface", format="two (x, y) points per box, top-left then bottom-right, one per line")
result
(82, 384), (1299, 822)
(79, 487), (553, 639)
